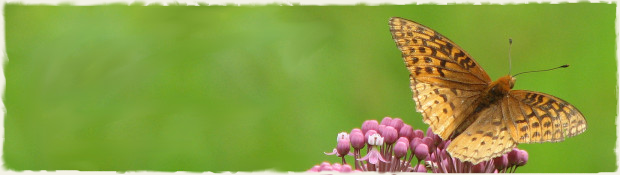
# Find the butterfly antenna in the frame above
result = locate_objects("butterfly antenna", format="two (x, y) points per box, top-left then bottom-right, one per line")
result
(513, 64), (570, 77)
(508, 38), (513, 75)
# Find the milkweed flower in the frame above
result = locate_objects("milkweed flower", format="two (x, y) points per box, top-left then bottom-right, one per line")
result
(324, 132), (354, 164)
(357, 134), (388, 165)
(308, 116), (529, 173)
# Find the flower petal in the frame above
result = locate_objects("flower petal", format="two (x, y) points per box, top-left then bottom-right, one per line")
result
(324, 148), (338, 155)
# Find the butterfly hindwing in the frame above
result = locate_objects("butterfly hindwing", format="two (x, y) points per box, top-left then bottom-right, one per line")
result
(506, 90), (587, 143)
(410, 78), (483, 139)
(446, 99), (517, 164)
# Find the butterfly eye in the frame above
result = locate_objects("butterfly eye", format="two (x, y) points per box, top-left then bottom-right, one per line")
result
(490, 85), (498, 92)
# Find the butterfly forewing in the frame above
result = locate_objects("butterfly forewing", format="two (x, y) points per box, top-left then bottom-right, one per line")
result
(389, 17), (491, 89)
(389, 17), (492, 139)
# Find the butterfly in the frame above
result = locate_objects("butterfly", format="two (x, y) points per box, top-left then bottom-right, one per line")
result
(388, 17), (587, 164)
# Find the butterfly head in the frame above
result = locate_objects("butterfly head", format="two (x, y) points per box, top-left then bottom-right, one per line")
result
(506, 75), (516, 89)
(489, 75), (516, 96)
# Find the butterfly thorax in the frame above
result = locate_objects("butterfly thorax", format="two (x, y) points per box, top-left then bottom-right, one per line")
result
(488, 75), (515, 98)
(477, 75), (515, 112)
(451, 75), (516, 139)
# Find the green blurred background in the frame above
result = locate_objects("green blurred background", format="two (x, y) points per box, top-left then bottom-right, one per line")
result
(3, 3), (616, 173)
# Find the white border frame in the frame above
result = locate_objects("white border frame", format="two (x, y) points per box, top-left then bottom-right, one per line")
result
(0, 0), (616, 174)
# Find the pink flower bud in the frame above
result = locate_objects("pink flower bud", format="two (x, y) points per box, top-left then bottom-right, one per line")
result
(390, 118), (404, 131)
(410, 137), (422, 151)
(382, 126), (398, 144)
(397, 137), (409, 145)
(517, 150), (528, 166)
(425, 127), (442, 144)
(349, 131), (365, 149)
(361, 120), (379, 134)
(394, 141), (408, 158)
(380, 116), (393, 125)
(415, 143), (429, 160)
(422, 137), (435, 153)
(399, 124), (414, 140)
(426, 127), (435, 137)
(336, 138), (351, 156)
(413, 129), (425, 139)
(414, 164), (427, 172)
(493, 154), (508, 170)
(377, 124), (386, 134)
(507, 148), (520, 166)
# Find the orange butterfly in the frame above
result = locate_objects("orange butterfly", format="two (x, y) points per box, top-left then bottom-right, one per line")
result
(388, 17), (587, 164)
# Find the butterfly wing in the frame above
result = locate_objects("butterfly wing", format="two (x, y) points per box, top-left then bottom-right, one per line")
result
(446, 98), (517, 164)
(445, 90), (587, 163)
(389, 17), (492, 139)
(505, 90), (587, 143)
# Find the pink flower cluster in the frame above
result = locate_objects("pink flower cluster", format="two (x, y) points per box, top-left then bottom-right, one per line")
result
(308, 116), (529, 173)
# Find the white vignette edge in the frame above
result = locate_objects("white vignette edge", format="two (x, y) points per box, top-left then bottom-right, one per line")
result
(0, 0), (617, 174)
